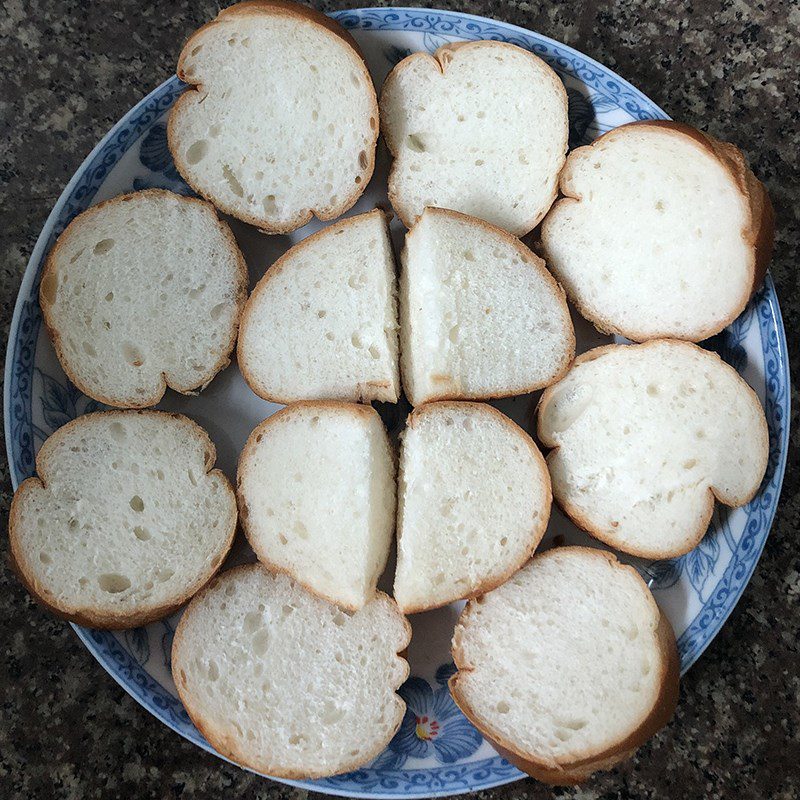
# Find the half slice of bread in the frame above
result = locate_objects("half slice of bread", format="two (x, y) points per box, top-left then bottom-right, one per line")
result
(394, 402), (550, 613)
(238, 210), (399, 404)
(168, 0), (378, 232)
(172, 564), (410, 778)
(450, 546), (679, 786)
(9, 411), (236, 628)
(40, 189), (247, 408)
(380, 40), (568, 235)
(537, 340), (769, 559)
(400, 208), (575, 406)
(237, 402), (395, 610)
(540, 121), (774, 341)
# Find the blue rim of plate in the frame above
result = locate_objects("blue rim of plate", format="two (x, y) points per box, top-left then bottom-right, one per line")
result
(3, 7), (790, 798)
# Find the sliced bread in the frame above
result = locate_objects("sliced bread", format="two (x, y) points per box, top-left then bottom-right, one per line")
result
(400, 208), (575, 406)
(394, 402), (551, 613)
(168, 0), (378, 232)
(537, 340), (769, 559)
(40, 189), (247, 408)
(238, 209), (399, 404)
(450, 546), (679, 785)
(380, 41), (568, 235)
(237, 402), (395, 610)
(8, 411), (236, 628)
(172, 563), (410, 778)
(540, 121), (774, 341)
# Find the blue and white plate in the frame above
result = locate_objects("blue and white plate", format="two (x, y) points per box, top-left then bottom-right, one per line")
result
(4, 7), (790, 798)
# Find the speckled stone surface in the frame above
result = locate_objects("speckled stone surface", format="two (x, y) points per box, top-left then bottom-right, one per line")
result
(1, 1), (798, 798)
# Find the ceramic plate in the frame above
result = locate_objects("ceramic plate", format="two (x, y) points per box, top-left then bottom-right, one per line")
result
(4, 7), (790, 798)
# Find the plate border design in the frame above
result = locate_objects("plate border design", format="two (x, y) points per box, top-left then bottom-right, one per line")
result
(3, 8), (790, 799)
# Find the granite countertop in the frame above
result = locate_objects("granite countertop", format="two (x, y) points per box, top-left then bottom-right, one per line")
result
(1, 1), (798, 798)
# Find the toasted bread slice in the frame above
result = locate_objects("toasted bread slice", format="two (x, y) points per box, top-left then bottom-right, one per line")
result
(380, 40), (568, 235)
(394, 402), (551, 613)
(168, 0), (378, 232)
(39, 189), (246, 408)
(400, 208), (574, 406)
(237, 402), (395, 610)
(540, 121), (774, 341)
(450, 546), (679, 785)
(238, 210), (399, 404)
(9, 411), (236, 628)
(172, 564), (410, 778)
(537, 340), (769, 558)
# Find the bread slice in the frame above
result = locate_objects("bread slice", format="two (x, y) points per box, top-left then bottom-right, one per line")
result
(540, 121), (774, 341)
(237, 402), (395, 610)
(168, 0), (378, 233)
(394, 402), (551, 613)
(238, 210), (399, 404)
(380, 40), (568, 235)
(8, 411), (236, 629)
(172, 563), (410, 778)
(537, 340), (769, 559)
(450, 546), (679, 786)
(39, 189), (247, 408)
(400, 208), (575, 406)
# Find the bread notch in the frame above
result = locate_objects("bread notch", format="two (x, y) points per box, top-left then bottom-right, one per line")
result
(400, 208), (575, 406)
(540, 120), (774, 342)
(172, 564), (410, 778)
(380, 40), (568, 235)
(537, 340), (769, 559)
(40, 189), (247, 408)
(237, 402), (396, 611)
(9, 411), (237, 629)
(394, 402), (551, 613)
(450, 546), (679, 785)
(238, 209), (399, 404)
(168, 0), (378, 233)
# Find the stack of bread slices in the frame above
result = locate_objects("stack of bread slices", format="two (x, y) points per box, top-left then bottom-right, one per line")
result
(12, 0), (773, 787)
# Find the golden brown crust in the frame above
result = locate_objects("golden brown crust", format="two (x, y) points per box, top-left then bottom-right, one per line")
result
(169, 0), (378, 233)
(171, 563), (412, 779)
(39, 188), (247, 409)
(449, 546), (680, 785)
(8, 410), (237, 629)
(381, 41), (568, 233)
(401, 207), (575, 407)
(236, 401), (388, 611)
(541, 120), (774, 343)
(396, 401), (551, 614)
(237, 209), (398, 404)
(536, 340), (770, 559)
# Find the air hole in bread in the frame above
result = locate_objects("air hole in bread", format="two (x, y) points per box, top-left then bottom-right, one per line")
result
(243, 612), (262, 635)
(351, 332), (364, 349)
(263, 195), (277, 214)
(325, 331), (335, 341)
(122, 343), (145, 368)
(39, 551), (52, 564)
(188, 284), (206, 299)
(647, 384), (659, 396)
(278, 533), (288, 546)
(80, 341), (96, 358)
(406, 134), (426, 153)
(40, 271), (58, 305)
(294, 521), (309, 540)
(129, 495), (144, 513)
(93, 238), (115, 255)
(475, 159), (484, 167)
(369, 345), (381, 360)
(157, 568), (174, 583)
(683, 459), (698, 470)
(98, 573), (131, 594)
(221, 164), (244, 197)
(133, 526), (151, 541)
(186, 140), (209, 165)
(496, 700), (510, 713)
